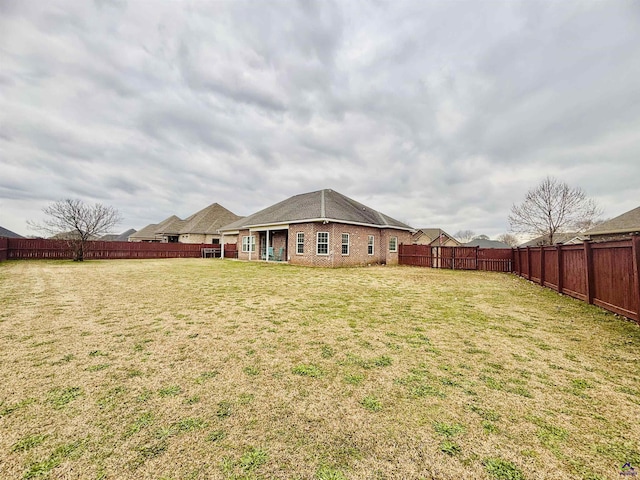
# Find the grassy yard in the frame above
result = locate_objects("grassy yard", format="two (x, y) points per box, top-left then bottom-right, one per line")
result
(0, 259), (639, 480)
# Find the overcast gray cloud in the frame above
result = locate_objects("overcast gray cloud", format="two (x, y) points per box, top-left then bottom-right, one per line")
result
(1, 0), (639, 239)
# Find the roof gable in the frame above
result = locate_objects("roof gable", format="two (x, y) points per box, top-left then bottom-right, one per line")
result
(179, 203), (242, 235)
(155, 215), (184, 235)
(220, 189), (413, 231)
(412, 228), (459, 245)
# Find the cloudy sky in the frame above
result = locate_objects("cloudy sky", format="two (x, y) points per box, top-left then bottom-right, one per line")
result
(1, 0), (639, 239)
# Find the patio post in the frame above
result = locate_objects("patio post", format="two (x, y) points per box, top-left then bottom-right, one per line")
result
(266, 229), (270, 262)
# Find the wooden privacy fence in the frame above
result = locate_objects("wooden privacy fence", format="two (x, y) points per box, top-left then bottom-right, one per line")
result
(0, 238), (237, 261)
(399, 239), (640, 323)
(0, 237), (7, 262)
(398, 244), (513, 272)
(513, 238), (640, 323)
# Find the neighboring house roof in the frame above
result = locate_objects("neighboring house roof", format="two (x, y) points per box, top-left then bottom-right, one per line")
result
(101, 229), (137, 242)
(519, 232), (582, 247)
(585, 206), (640, 236)
(129, 204), (241, 240)
(178, 203), (243, 235)
(463, 239), (511, 249)
(129, 215), (182, 241)
(50, 231), (99, 240)
(562, 235), (589, 245)
(412, 228), (460, 245)
(155, 215), (185, 236)
(129, 223), (159, 241)
(0, 226), (24, 238)
(219, 189), (414, 232)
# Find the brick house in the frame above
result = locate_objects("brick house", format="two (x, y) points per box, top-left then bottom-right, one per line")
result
(129, 204), (242, 244)
(218, 189), (414, 267)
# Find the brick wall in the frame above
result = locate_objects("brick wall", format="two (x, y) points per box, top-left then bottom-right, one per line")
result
(287, 222), (412, 267)
(234, 223), (412, 267)
(237, 229), (255, 261)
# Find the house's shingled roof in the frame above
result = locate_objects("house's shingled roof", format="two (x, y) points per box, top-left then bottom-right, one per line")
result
(178, 203), (242, 235)
(0, 226), (24, 238)
(128, 223), (159, 240)
(585, 206), (640, 236)
(414, 228), (444, 240)
(129, 215), (182, 240)
(50, 231), (99, 240)
(156, 216), (185, 235)
(413, 228), (459, 243)
(219, 189), (413, 232)
(463, 239), (511, 249)
(101, 229), (137, 241)
(519, 232), (582, 247)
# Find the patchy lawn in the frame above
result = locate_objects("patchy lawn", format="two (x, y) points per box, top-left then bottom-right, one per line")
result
(0, 259), (638, 480)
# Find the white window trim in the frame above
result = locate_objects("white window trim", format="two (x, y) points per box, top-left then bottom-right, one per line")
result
(368, 235), (374, 255)
(242, 235), (256, 253)
(296, 232), (304, 255)
(316, 231), (329, 256)
(389, 236), (398, 253)
(341, 233), (350, 256)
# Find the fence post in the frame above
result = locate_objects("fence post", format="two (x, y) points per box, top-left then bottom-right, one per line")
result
(0, 237), (8, 261)
(631, 234), (640, 323)
(539, 247), (545, 286)
(557, 244), (563, 294)
(584, 240), (594, 305)
(526, 247), (531, 280)
(475, 246), (479, 270)
(510, 248), (515, 273)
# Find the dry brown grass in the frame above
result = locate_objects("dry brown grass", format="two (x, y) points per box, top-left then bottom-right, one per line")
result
(0, 259), (639, 480)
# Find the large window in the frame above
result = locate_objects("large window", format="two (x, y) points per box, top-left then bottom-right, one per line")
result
(296, 232), (304, 254)
(368, 235), (374, 255)
(389, 236), (398, 252)
(341, 233), (350, 255)
(317, 232), (329, 255)
(242, 235), (255, 253)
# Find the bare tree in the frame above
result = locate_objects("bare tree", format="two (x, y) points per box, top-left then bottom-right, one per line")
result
(454, 230), (476, 243)
(473, 234), (490, 240)
(496, 233), (519, 247)
(508, 176), (601, 245)
(29, 199), (122, 261)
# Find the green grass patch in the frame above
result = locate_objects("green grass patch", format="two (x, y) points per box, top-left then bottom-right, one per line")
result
(433, 421), (465, 438)
(158, 385), (181, 397)
(0, 398), (36, 417)
(23, 440), (84, 479)
(11, 434), (48, 453)
(483, 457), (525, 480)
(360, 395), (382, 412)
(47, 387), (82, 409)
(292, 364), (323, 377)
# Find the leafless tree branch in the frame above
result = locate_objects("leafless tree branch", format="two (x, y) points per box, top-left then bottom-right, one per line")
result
(508, 176), (601, 245)
(28, 199), (123, 261)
